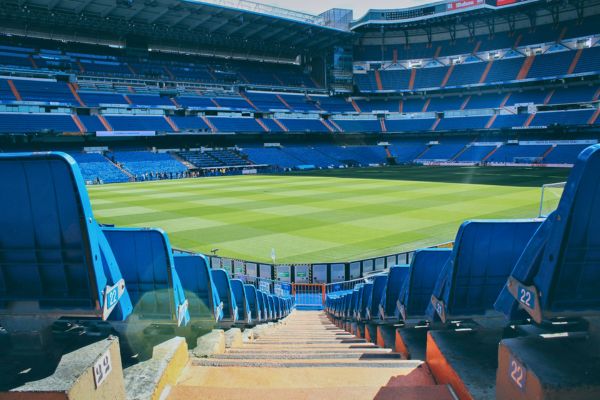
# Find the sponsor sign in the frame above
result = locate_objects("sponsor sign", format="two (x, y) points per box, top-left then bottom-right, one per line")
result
(447, 0), (483, 10)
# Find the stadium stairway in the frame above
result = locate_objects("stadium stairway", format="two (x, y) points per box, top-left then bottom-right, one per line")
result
(169, 311), (456, 400)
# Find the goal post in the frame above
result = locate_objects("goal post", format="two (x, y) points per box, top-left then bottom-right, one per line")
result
(539, 182), (566, 218)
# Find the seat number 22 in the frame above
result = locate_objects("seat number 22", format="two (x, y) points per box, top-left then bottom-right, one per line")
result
(509, 357), (526, 391)
(518, 287), (535, 309)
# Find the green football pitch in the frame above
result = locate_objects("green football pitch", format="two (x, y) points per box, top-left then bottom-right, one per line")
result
(88, 166), (570, 264)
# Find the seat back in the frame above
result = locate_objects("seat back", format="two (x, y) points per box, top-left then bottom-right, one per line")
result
(0, 152), (132, 321)
(359, 283), (373, 320)
(427, 220), (541, 323)
(103, 227), (190, 326)
(367, 275), (388, 320)
(210, 269), (238, 323)
(380, 265), (410, 319)
(244, 284), (260, 322)
(258, 290), (269, 320)
(230, 279), (250, 324)
(267, 295), (276, 319)
(350, 285), (361, 320)
(173, 253), (221, 322)
(255, 288), (265, 320)
(496, 144), (600, 322)
(397, 249), (451, 321)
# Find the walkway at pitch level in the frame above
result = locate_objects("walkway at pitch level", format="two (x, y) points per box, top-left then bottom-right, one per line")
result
(169, 311), (456, 400)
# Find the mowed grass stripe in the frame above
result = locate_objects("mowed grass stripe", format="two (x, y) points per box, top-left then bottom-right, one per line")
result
(88, 167), (568, 263)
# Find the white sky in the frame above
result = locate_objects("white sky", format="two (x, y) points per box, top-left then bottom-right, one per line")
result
(251, 1), (431, 20)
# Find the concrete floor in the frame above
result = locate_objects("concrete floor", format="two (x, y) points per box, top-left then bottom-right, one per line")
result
(169, 311), (454, 400)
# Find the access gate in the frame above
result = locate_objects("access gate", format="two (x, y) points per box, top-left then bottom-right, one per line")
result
(292, 283), (325, 309)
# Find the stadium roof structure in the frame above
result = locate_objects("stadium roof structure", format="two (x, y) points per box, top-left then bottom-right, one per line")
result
(0, 0), (353, 57)
(351, 0), (599, 34)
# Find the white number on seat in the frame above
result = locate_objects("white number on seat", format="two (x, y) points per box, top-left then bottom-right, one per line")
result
(518, 287), (534, 309)
(509, 357), (526, 391)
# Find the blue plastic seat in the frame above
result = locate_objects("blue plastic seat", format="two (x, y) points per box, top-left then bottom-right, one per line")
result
(367, 275), (388, 320)
(230, 279), (251, 325)
(103, 227), (190, 327)
(210, 269), (238, 325)
(258, 290), (271, 321)
(355, 285), (365, 320)
(426, 220), (542, 323)
(256, 289), (266, 321)
(397, 249), (452, 321)
(244, 284), (261, 323)
(173, 253), (222, 322)
(359, 283), (373, 321)
(267, 295), (276, 319)
(496, 144), (600, 323)
(350, 285), (362, 321)
(0, 152), (132, 324)
(379, 265), (410, 321)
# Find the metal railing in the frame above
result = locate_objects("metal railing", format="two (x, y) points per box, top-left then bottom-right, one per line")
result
(208, 242), (453, 284)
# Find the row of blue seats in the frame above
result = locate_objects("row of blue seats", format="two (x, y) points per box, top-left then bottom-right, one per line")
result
(325, 144), (600, 397)
(356, 85), (599, 112)
(0, 152), (293, 388)
(356, 47), (600, 93)
(0, 109), (596, 135)
(0, 37), (317, 89)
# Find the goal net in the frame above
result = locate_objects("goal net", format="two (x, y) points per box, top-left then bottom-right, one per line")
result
(539, 182), (566, 218)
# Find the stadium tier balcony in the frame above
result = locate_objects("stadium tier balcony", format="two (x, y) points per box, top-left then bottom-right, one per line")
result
(487, 144), (551, 163)
(436, 116), (490, 131)
(207, 117), (264, 132)
(103, 115), (172, 131)
(418, 142), (468, 161)
(455, 145), (498, 163)
(277, 118), (329, 132)
(241, 147), (304, 168)
(111, 151), (188, 176)
(68, 152), (129, 183)
(543, 144), (592, 164)
(0, 113), (79, 133)
(207, 150), (251, 166)
(530, 110), (595, 127)
(386, 118), (436, 132)
(170, 116), (210, 131)
(332, 118), (381, 133)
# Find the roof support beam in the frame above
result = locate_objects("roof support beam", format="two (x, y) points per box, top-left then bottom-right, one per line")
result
(168, 11), (191, 27)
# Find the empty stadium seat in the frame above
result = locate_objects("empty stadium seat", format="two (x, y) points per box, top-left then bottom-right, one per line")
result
(244, 284), (261, 323)
(366, 275), (388, 321)
(103, 227), (190, 327)
(0, 152), (133, 324)
(256, 290), (267, 321)
(426, 220), (542, 324)
(210, 269), (238, 326)
(397, 249), (452, 322)
(230, 279), (251, 325)
(173, 253), (223, 323)
(495, 144), (600, 323)
(379, 265), (410, 321)
(493, 144), (600, 400)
